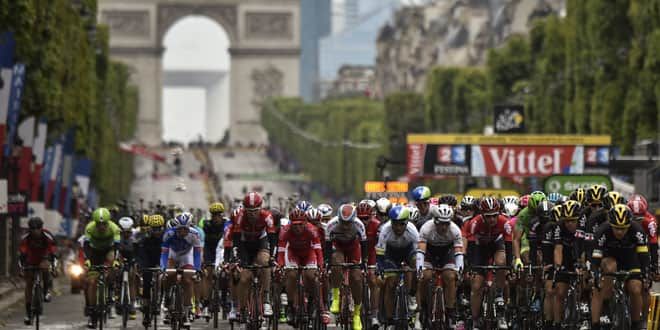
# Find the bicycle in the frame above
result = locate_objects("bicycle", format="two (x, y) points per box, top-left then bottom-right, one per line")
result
(361, 266), (376, 330)
(23, 265), (47, 330)
(553, 267), (590, 330)
(117, 259), (135, 329)
(89, 265), (113, 330)
(230, 264), (272, 330)
(282, 265), (325, 330)
(206, 265), (230, 328)
(512, 264), (544, 330)
(329, 263), (361, 330)
(469, 265), (511, 330)
(381, 266), (417, 330)
(599, 271), (636, 330)
(420, 267), (452, 330)
(164, 268), (196, 330)
(141, 267), (163, 330)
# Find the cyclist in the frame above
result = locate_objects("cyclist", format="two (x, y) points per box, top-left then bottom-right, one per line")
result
(417, 204), (464, 328)
(229, 192), (277, 319)
(135, 214), (166, 327)
(82, 207), (121, 328)
(160, 212), (202, 327)
(276, 209), (329, 325)
(513, 191), (546, 269)
(552, 200), (585, 328)
(591, 204), (649, 330)
(198, 202), (230, 318)
(326, 203), (367, 330)
(356, 200), (381, 327)
(583, 185), (609, 264)
(19, 217), (57, 325)
(411, 186), (434, 229)
(467, 196), (509, 330)
(376, 205), (421, 325)
(375, 197), (392, 224)
(317, 203), (334, 223)
(628, 194), (657, 273)
(538, 202), (559, 328)
(117, 216), (138, 320)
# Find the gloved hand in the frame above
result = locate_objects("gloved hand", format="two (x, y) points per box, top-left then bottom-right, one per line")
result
(513, 257), (523, 270)
(84, 260), (91, 270)
(112, 259), (121, 268)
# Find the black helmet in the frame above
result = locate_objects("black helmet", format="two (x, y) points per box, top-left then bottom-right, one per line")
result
(537, 200), (554, 222)
(28, 217), (44, 230)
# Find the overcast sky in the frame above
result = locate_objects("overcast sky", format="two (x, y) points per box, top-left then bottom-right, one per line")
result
(162, 16), (230, 144)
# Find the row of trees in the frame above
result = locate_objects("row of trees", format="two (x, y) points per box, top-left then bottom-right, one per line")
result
(0, 0), (137, 204)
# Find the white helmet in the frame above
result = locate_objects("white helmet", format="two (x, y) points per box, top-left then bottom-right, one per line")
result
(376, 198), (392, 215)
(431, 204), (454, 224)
(502, 195), (520, 207)
(408, 205), (420, 222)
(503, 202), (520, 217)
(317, 204), (333, 218)
(118, 217), (134, 231)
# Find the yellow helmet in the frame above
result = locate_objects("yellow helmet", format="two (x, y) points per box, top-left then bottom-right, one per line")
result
(142, 214), (150, 226)
(551, 205), (563, 222)
(209, 202), (225, 214)
(605, 191), (625, 209)
(150, 214), (165, 227)
(570, 188), (586, 204)
(562, 200), (582, 220)
(608, 204), (632, 229)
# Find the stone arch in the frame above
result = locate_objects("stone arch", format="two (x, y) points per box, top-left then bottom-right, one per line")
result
(157, 4), (238, 46)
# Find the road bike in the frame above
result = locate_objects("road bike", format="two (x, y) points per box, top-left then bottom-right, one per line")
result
(23, 266), (47, 330)
(164, 268), (196, 330)
(470, 265), (510, 330)
(230, 264), (273, 330)
(381, 266), (417, 330)
(89, 265), (113, 330)
(329, 263), (361, 330)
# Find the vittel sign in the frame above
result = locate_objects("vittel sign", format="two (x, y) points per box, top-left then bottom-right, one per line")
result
(471, 145), (583, 177)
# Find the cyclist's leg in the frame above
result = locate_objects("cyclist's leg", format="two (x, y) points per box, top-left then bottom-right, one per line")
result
(626, 279), (643, 323)
(493, 249), (507, 290)
(349, 268), (363, 306)
(24, 269), (35, 317)
(554, 282), (568, 322)
(329, 250), (345, 313)
(417, 269), (433, 311)
(40, 260), (52, 300)
(177, 252), (195, 308)
(203, 264), (215, 304)
(591, 257), (616, 325)
(441, 269), (457, 309)
(284, 268), (298, 308)
(141, 270), (153, 309)
(470, 274), (484, 323)
(256, 249), (271, 302)
(367, 269), (379, 316)
(543, 276), (555, 324)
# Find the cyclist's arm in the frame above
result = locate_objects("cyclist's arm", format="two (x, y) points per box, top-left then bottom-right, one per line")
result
(214, 238), (224, 268)
(193, 235), (202, 271)
(375, 225), (388, 270)
(452, 224), (465, 270)
(276, 229), (287, 267)
(160, 239), (170, 270)
(311, 232), (323, 270)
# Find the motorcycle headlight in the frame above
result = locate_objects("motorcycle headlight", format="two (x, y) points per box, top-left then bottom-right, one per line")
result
(69, 264), (83, 277)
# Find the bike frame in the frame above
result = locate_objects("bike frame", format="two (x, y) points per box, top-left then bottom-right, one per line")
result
(329, 263), (360, 330)
(24, 266), (44, 330)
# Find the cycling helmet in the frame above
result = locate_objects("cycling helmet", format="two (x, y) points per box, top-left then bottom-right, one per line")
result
(586, 185), (608, 205)
(537, 200), (554, 221)
(230, 207), (242, 222)
(360, 199), (377, 209)
(562, 200), (581, 220)
(480, 197), (500, 215)
(356, 201), (374, 219)
(528, 191), (547, 211)
(411, 186), (432, 202)
(627, 194), (648, 216)
(604, 191), (626, 210)
(503, 202), (519, 217)
(502, 196), (519, 207)
(337, 204), (357, 223)
(289, 209), (307, 224)
(388, 205), (410, 223)
(118, 217), (134, 231)
(92, 208), (112, 224)
(519, 194), (530, 208)
(376, 198), (392, 215)
(27, 217), (43, 230)
(460, 195), (477, 210)
(305, 208), (323, 223)
(432, 204), (454, 224)
(569, 188), (586, 204)
(243, 192), (263, 209)
(150, 214), (165, 227)
(438, 194), (458, 207)
(608, 204), (632, 229)
(296, 200), (313, 212)
(547, 192), (564, 204)
(551, 205), (563, 222)
(408, 206), (420, 222)
(317, 203), (334, 218)
(173, 212), (193, 228)
(209, 202), (225, 214)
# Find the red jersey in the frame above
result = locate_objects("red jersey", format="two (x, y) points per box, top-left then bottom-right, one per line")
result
(20, 229), (57, 265)
(232, 209), (276, 241)
(638, 212), (657, 245)
(361, 217), (381, 265)
(469, 214), (508, 245)
(504, 217), (517, 242)
(276, 223), (323, 267)
(462, 218), (476, 242)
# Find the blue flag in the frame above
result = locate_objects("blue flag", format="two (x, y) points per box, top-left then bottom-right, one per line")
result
(0, 32), (15, 68)
(5, 63), (25, 156)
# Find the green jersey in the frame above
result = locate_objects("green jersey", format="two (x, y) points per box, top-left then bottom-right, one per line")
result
(84, 221), (121, 250)
(515, 207), (533, 235)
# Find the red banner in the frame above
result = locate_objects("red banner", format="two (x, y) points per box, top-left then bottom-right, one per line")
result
(471, 145), (581, 177)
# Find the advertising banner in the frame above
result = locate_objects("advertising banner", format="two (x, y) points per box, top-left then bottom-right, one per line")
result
(471, 145), (583, 177)
(407, 143), (470, 177)
(8, 192), (27, 216)
(543, 175), (613, 196)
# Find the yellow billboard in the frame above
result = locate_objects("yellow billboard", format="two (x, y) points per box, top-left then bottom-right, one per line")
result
(407, 134), (611, 146)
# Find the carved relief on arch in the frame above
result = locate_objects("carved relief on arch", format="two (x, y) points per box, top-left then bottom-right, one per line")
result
(157, 4), (237, 43)
(251, 64), (284, 106)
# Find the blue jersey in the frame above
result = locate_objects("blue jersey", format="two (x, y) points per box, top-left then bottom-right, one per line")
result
(160, 227), (202, 270)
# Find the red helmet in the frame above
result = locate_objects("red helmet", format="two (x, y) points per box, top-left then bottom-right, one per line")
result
(519, 194), (530, 208)
(356, 201), (373, 219)
(243, 192), (263, 209)
(231, 207), (242, 221)
(627, 194), (648, 216)
(480, 197), (500, 215)
(305, 208), (322, 222)
(289, 209), (307, 224)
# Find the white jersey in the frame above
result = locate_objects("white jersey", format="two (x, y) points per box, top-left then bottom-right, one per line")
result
(214, 238), (225, 268)
(375, 221), (419, 256)
(418, 221), (463, 250)
(325, 217), (367, 243)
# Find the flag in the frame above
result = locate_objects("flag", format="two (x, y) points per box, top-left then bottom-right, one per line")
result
(52, 135), (65, 210)
(31, 119), (47, 201)
(60, 129), (74, 216)
(0, 68), (12, 160)
(5, 63), (25, 156)
(45, 141), (62, 208)
(0, 32), (15, 68)
(17, 116), (34, 192)
(73, 158), (92, 198)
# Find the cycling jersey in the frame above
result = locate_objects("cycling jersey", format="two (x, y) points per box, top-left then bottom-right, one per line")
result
(583, 209), (608, 262)
(231, 209), (276, 242)
(376, 221), (420, 270)
(514, 207), (534, 236)
(118, 233), (137, 262)
(504, 217), (516, 243)
(325, 218), (367, 264)
(135, 233), (162, 268)
(19, 229), (57, 266)
(540, 221), (558, 266)
(199, 218), (231, 265)
(414, 211), (434, 230)
(83, 222), (121, 250)
(160, 227), (203, 270)
(276, 223), (323, 268)
(553, 222), (583, 269)
(635, 212), (658, 269)
(418, 221), (463, 270)
(360, 217), (381, 266)
(592, 221), (649, 274)
(469, 214), (507, 246)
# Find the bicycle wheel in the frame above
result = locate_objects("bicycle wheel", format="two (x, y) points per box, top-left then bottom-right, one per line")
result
(33, 281), (42, 330)
(611, 290), (631, 330)
(362, 280), (371, 330)
(563, 289), (579, 329)
(98, 282), (106, 330)
(394, 286), (409, 330)
(340, 286), (351, 330)
(432, 287), (446, 329)
(121, 279), (130, 328)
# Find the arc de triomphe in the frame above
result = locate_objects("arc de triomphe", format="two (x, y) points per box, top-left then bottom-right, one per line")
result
(98, 0), (300, 146)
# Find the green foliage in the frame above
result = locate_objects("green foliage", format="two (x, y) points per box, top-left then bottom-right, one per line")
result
(0, 0), (137, 204)
(262, 98), (385, 198)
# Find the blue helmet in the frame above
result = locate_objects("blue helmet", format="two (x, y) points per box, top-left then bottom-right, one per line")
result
(388, 205), (410, 222)
(173, 212), (193, 228)
(296, 200), (313, 212)
(411, 186), (432, 202)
